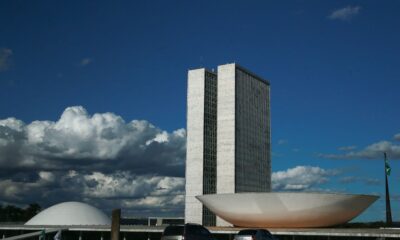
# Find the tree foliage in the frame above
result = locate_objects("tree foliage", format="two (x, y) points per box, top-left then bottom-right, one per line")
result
(0, 203), (41, 222)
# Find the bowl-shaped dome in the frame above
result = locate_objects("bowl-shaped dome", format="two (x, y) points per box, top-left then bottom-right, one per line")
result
(196, 192), (378, 228)
(25, 202), (110, 226)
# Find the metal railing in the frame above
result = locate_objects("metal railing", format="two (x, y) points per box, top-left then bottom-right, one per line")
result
(3, 229), (61, 240)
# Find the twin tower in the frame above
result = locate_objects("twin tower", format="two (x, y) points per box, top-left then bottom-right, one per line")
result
(185, 63), (271, 226)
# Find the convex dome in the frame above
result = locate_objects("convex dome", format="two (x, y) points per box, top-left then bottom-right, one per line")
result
(25, 201), (110, 225)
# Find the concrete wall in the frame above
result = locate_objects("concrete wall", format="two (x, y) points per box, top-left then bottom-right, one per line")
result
(185, 69), (206, 224)
(216, 64), (236, 226)
(216, 64), (236, 195)
(186, 64), (271, 227)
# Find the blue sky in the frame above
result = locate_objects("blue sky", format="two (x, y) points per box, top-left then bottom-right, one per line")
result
(1, 1), (400, 222)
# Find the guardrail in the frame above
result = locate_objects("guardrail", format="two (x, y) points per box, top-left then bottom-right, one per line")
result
(3, 229), (61, 240)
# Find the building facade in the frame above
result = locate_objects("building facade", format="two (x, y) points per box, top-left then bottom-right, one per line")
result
(185, 63), (271, 226)
(185, 68), (217, 226)
(216, 63), (271, 225)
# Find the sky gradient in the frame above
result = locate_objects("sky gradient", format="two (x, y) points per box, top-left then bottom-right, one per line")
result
(1, 1), (400, 222)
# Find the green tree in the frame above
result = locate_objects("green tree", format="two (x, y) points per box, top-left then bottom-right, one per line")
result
(0, 203), (41, 222)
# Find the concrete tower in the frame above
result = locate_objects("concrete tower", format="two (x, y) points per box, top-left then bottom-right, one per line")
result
(185, 68), (217, 226)
(185, 63), (271, 226)
(216, 63), (271, 225)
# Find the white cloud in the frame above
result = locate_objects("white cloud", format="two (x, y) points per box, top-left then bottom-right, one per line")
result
(328, 6), (361, 21)
(0, 48), (13, 72)
(0, 171), (55, 200)
(38, 171), (55, 182)
(338, 145), (357, 151)
(79, 58), (92, 66)
(78, 171), (184, 199)
(272, 166), (339, 191)
(122, 194), (184, 209)
(0, 170), (185, 216)
(0, 106), (186, 173)
(320, 140), (400, 160)
(394, 133), (400, 141)
(0, 106), (186, 216)
(277, 139), (288, 145)
(0, 117), (24, 131)
(146, 131), (169, 145)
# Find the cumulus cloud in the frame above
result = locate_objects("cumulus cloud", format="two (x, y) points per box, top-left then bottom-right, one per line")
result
(0, 106), (186, 175)
(79, 58), (92, 67)
(0, 170), (185, 216)
(320, 140), (400, 160)
(328, 6), (361, 21)
(79, 171), (184, 199)
(394, 133), (400, 141)
(272, 166), (339, 191)
(0, 171), (56, 202)
(0, 48), (13, 72)
(0, 106), (186, 216)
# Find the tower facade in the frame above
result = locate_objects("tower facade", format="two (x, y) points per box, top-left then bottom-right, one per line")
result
(185, 63), (271, 226)
(216, 63), (271, 225)
(185, 68), (217, 226)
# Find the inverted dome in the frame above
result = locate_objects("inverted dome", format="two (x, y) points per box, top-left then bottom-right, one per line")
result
(25, 202), (110, 225)
(197, 192), (378, 228)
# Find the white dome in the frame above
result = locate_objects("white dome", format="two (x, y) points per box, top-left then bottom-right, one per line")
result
(25, 202), (110, 226)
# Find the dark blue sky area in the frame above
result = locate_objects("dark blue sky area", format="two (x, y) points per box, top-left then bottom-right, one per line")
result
(1, 1), (400, 221)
